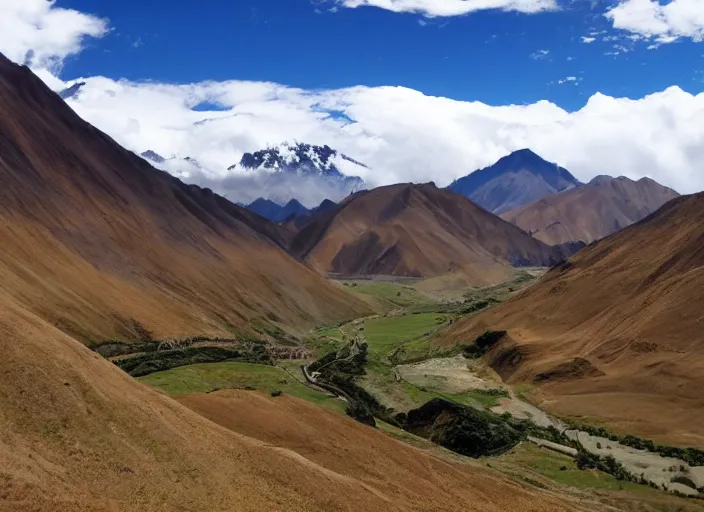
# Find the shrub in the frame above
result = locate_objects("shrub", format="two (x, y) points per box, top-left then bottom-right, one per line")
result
(463, 330), (507, 358)
(403, 399), (523, 458)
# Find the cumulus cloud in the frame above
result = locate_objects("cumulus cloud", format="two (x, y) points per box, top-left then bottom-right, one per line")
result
(49, 73), (704, 200)
(0, 0), (108, 72)
(581, 36), (596, 43)
(330, 0), (558, 16)
(606, 0), (704, 44)
(557, 76), (581, 84)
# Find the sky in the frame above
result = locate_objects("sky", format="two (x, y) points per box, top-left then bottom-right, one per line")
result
(1, 0), (704, 201)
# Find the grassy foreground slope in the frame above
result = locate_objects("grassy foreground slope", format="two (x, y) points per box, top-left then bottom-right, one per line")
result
(140, 361), (346, 413)
(0, 297), (576, 512)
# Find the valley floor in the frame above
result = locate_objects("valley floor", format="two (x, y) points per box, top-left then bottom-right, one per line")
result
(133, 270), (704, 511)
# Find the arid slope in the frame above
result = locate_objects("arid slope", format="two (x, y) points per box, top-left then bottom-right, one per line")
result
(0, 54), (368, 342)
(501, 176), (679, 245)
(442, 192), (704, 446)
(0, 297), (575, 511)
(0, 55), (579, 512)
(290, 183), (569, 283)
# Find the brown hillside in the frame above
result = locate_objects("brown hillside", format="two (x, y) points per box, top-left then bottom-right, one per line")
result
(441, 192), (704, 446)
(290, 183), (569, 282)
(501, 176), (679, 245)
(0, 56), (580, 512)
(0, 54), (369, 342)
(0, 296), (577, 511)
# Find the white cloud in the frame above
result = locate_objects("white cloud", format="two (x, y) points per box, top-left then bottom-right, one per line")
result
(0, 0), (108, 72)
(557, 76), (581, 84)
(50, 73), (704, 200)
(2, 1), (700, 203)
(530, 49), (550, 59)
(331, 0), (558, 16)
(581, 36), (597, 43)
(606, 0), (704, 44)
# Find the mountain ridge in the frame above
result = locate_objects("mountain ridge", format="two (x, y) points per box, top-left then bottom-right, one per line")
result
(500, 174), (680, 245)
(448, 149), (582, 214)
(0, 53), (368, 342)
(289, 183), (574, 282)
(440, 191), (704, 446)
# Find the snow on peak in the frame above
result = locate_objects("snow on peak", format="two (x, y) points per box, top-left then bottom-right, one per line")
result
(233, 142), (367, 178)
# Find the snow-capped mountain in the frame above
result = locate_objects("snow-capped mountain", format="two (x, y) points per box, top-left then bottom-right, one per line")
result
(227, 142), (367, 206)
(141, 151), (210, 184)
(140, 143), (367, 207)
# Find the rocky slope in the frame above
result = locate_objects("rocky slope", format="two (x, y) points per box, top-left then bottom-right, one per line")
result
(289, 183), (572, 282)
(501, 175), (679, 245)
(441, 191), (704, 446)
(0, 53), (368, 342)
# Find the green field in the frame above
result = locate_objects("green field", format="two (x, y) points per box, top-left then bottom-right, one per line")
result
(139, 361), (345, 413)
(338, 280), (436, 309)
(502, 443), (650, 493)
(463, 269), (544, 303)
(363, 313), (448, 360)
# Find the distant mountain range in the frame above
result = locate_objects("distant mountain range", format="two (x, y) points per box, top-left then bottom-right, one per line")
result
(236, 147), (677, 248)
(246, 198), (309, 223)
(448, 149), (581, 214)
(245, 197), (340, 224)
(228, 142), (367, 206)
(141, 142), (367, 208)
(501, 175), (680, 245)
(287, 183), (573, 281)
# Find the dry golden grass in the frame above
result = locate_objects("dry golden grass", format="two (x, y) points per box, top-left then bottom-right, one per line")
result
(0, 295), (580, 511)
(0, 56), (581, 512)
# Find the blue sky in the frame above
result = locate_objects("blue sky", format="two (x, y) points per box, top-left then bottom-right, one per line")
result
(2, 0), (703, 199)
(58, 0), (703, 111)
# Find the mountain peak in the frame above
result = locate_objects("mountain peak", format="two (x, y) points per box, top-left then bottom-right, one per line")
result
(290, 182), (570, 279)
(245, 197), (310, 223)
(499, 148), (541, 163)
(448, 148), (582, 213)
(284, 198), (305, 209)
(589, 175), (615, 186)
(492, 148), (568, 175)
(502, 173), (680, 245)
(141, 150), (166, 164)
(228, 142), (367, 207)
(233, 142), (366, 178)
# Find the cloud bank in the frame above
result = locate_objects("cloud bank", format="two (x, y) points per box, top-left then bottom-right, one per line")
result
(1, 0), (702, 204)
(52, 74), (704, 199)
